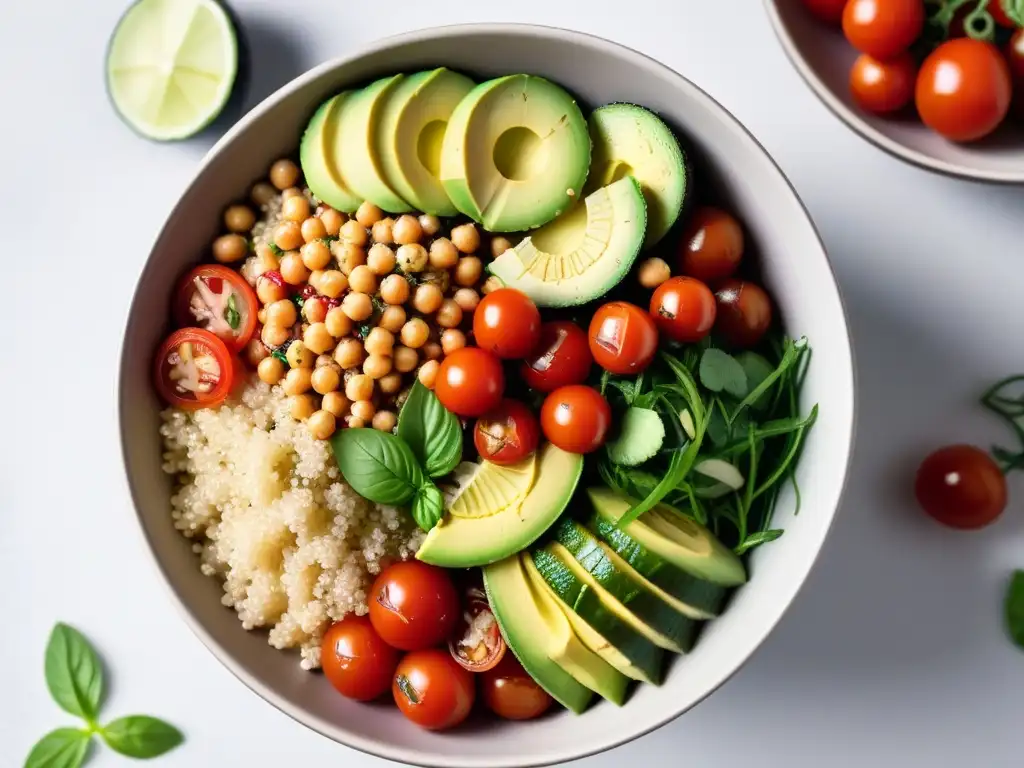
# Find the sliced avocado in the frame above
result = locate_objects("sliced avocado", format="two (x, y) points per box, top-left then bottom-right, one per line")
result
(532, 547), (663, 685)
(448, 454), (536, 519)
(488, 176), (646, 308)
(585, 104), (687, 250)
(300, 94), (362, 213)
(606, 407), (665, 466)
(416, 444), (582, 568)
(439, 74), (590, 232)
(335, 76), (413, 213)
(587, 487), (746, 586)
(482, 555), (594, 713)
(376, 68), (475, 216)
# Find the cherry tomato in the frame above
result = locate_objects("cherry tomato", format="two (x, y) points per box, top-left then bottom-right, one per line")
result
(481, 653), (554, 720)
(435, 347), (505, 418)
(801, 0), (849, 25)
(393, 649), (476, 730)
(650, 277), (717, 344)
(989, 0), (1017, 27)
(713, 279), (773, 349)
(677, 207), (743, 283)
(154, 328), (235, 410)
(367, 561), (460, 652)
(540, 385), (612, 454)
(521, 321), (593, 393)
(474, 399), (541, 465)
(588, 302), (658, 375)
(915, 444), (1007, 529)
(173, 265), (259, 353)
(842, 0), (924, 60)
(473, 288), (542, 359)
(1006, 29), (1024, 120)
(449, 585), (507, 672)
(915, 38), (1012, 142)
(850, 52), (917, 114)
(320, 615), (400, 701)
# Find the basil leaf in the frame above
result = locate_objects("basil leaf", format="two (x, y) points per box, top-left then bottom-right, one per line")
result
(699, 348), (747, 399)
(1005, 569), (1024, 651)
(397, 381), (462, 478)
(330, 429), (425, 505)
(24, 728), (90, 768)
(101, 716), (183, 759)
(411, 483), (445, 532)
(44, 623), (104, 723)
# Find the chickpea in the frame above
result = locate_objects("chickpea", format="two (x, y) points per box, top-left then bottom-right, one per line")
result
(325, 306), (353, 338)
(441, 329), (467, 355)
(372, 410), (398, 432)
(428, 237), (459, 269)
(638, 257), (671, 289)
(342, 292), (373, 322)
(347, 416), (367, 428)
(262, 323), (291, 348)
(481, 275), (504, 295)
(356, 201), (384, 227)
(379, 305), (406, 334)
(283, 195), (311, 223)
(303, 297), (328, 324)
(334, 338), (366, 369)
(283, 367), (313, 395)
(363, 354), (393, 379)
(371, 217), (394, 244)
(224, 205), (256, 233)
(281, 186), (303, 200)
(490, 235), (513, 259)
(289, 394), (317, 421)
(418, 214), (441, 237)
(391, 214), (422, 245)
(286, 341), (315, 369)
(307, 270), (325, 293)
(436, 299), (463, 329)
(367, 243), (396, 275)
(380, 274), (410, 305)
(257, 356), (286, 385)
(321, 391), (350, 418)
(413, 283), (444, 314)
(420, 269), (450, 294)
(421, 341), (443, 361)
(400, 318), (430, 349)
(257, 307), (268, 325)
(300, 216), (328, 243)
(318, 270), (347, 299)
(213, 234), (248, 263)
(315, 353), (337, 368)
(341, 219), (368, 246)
(393, 345), (419, 373)
(272, 221), (301, 251)
(255, 242), (280, 272)
(348, 265), (377, 294)
(280, 252), (310, 285)
(308, 409), (337, 439)
(244, 338), (270, 367)
(351, 400), (377, 422)
(300, 241), (331, 271)
(311, 365), (341, 395)
(396, 243), (429, 273)
(418, 360), (440, 389)
(304, 322), (335, 355)
(451, 223), (480, 254)
(379, 372), (403, 395)
(267, 299), (297, 328)
(270, 159), (301, 190)
(250, 182), (277, 207)
(453, 287), (480, 313)
(346, 374), (375, 402)
(336, 241), (366, 275)
(365, 327), (395, 356)
(454, 256), (483, 287)
(320, 208), (344, 236)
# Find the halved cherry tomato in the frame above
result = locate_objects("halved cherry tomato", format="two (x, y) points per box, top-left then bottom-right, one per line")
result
(650, 277), (717, 343)
(677, 207), (744, 283)
(474, 399), (541, 465)
(481, 654), (553, 720)
(842, 0), (924, 60)
(320, 615), (400, 701)
(540, 385), (612, 454)
(588, 302), (658, 375)
(449, 585), (507, 672)
(915, 444), (1007, 529)
(714, 279), (773, 349)
(154, 328), (235, 410)
(393, 649), (476, 731)
(473, 288), (542, 359)
(850, 52), (917, 114)
(367, 561), (460, 652)
(435, 347), (505, 418)
(173, 265), (258, 352)
(521, 321), (593, 393)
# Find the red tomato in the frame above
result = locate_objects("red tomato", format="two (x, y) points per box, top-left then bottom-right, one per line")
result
(677, 207), (744, 283)
(540, 385), (612, 454)
(588, 302), (658, 375)
(850, 52), (917, 113)
(521, 321), (593, 393)
(1006, 29), (1024, 119)
(481, 654), (553, 720)
(473, 399), (541, 465)
(173, 265), (259, 352)
(320, 616), (400, 701)
(990, 0), (1017, 27)
(448, 585), (507, 673)
(801, 0), (850, 25)
(915, 444), (1007, 529)
(393, 649), (476, 731)
(915, 38), (1012, 142)
(650, 277), (717, 344)
(435, 347), (505, 418)
(154, 328), (235, 410)
(714, 279), (773, 349)
(473, 288), (542, 359)
(842, 0), (924, 60)
(367, 561), (460, 652)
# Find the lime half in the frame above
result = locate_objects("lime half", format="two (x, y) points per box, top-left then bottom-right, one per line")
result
(106, 0), (239, 141)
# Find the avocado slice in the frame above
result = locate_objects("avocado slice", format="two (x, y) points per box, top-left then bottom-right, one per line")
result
(375, 68), (475, 216)
(439, 74), (590, 232)
(587, 487), (747, 587)
(335, 76), (413, 213)
(585, 104), (688, 250)
(488, 176), (646, 307)
(299, 94), (362, 213)
(416, 444), (583, 568)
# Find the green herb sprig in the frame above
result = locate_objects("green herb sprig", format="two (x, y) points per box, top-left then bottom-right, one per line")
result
(980, 375), (1024, 473)
(26, 623), (183, 768)
(1005, 570), (1024, 651)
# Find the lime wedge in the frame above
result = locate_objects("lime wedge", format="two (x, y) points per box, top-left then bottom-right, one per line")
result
(449, 455), (537, 519)
(106, 0), (239, 141)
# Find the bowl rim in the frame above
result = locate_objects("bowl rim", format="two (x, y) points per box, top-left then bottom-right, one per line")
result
(118, 21), (858, 768)
(762, 0), (1024, 186)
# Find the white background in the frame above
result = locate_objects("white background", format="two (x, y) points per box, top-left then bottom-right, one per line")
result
(3, 0), (1024, 766)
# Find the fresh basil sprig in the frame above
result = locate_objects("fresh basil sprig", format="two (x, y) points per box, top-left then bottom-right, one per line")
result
(26, 623), (183, 768)
(398, 381), (463, 477)
(411, 482), (445, 531)
(330, 429), (425, 506)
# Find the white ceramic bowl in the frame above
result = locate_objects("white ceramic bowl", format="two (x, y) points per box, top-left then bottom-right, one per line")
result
(765, 0), (1024, 184)
(118, 23), (856, 768)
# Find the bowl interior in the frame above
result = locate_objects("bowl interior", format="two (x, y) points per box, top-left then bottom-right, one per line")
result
(120, 24), (855, 768)
(766, 0), (1024, 183)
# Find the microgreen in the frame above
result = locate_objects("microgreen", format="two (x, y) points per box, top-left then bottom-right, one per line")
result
(980, 375), (1024, 473)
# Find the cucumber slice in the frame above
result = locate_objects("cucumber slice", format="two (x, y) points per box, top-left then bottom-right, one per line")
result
(106, 0), (239, 141)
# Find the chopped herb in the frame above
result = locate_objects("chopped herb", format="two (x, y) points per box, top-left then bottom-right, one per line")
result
(268, 242), (284, 256)
(271, 347), (288, 364)
(356, 324), (373, 339)
(318, 235), (340, 245)
(291, 294), (305, 310)
(225, 293), (241, 330)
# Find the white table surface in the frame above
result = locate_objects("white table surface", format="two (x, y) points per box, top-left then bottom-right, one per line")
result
(3, 0), (1024, 765)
